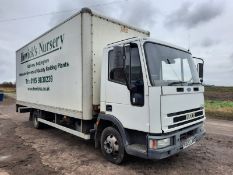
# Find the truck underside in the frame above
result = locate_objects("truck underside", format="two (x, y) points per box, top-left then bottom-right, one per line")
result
(16, 101), (205, 164)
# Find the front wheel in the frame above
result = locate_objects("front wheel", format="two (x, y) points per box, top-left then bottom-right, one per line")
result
(100, 127), (125, 164)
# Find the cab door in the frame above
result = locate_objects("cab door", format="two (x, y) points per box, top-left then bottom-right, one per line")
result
(104, 43), (149, 132)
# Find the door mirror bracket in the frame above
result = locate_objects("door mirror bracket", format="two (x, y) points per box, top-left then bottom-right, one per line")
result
(131, 93), (144, 106)
(197, 63), (204, 83)
(193, 57), (204, 84)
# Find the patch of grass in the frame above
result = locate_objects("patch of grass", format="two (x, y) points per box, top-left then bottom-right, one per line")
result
(205, 100), (233, 121)
(205, 100), (233, 108)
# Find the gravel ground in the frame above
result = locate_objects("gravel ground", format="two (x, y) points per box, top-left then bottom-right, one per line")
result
(0, 98), (233, 175)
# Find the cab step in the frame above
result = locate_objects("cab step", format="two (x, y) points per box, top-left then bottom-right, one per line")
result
(125, 144), (147, 158)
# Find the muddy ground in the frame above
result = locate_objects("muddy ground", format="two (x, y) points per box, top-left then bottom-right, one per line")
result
(0, 97), (233, 175)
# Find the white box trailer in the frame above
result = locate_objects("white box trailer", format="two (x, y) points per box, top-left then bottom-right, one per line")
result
(16, 8), (205, 164)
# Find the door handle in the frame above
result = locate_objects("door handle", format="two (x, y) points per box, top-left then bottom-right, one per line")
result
(106, 105), (112, 112)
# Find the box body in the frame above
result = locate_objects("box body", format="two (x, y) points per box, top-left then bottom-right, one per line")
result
(16, 9), (149, 120)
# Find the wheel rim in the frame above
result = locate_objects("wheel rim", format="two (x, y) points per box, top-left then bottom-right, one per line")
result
(103, 134), (119, 155)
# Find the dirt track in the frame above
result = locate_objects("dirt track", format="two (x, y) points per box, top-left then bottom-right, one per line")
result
(0, 98), (233, 175)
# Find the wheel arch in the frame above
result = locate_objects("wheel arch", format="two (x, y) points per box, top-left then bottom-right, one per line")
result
(95, 114), (129, 148)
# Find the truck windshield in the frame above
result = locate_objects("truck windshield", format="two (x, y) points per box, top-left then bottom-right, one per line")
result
(144, 42), (200, 86)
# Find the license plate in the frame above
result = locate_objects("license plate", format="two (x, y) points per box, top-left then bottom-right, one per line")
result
(182, 136), (196, 149)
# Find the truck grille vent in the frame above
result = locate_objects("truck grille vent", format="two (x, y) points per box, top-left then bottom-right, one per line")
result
(167, 107), (203, 117)
(173, 111), (203, 123)
(168, 116), (204, 129)
(167, 107), (204, 129)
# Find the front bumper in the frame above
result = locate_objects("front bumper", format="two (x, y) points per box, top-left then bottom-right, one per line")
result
(147, 122), (205, 159)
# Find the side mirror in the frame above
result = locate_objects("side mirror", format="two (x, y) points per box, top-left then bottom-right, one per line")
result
(197, 63), (204, 83)
(193, 57), (204, 84)
(129, 84), (137, 93)
(131, 93), (144, 106)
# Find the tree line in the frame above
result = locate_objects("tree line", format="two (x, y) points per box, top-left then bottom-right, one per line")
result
(0, 82), (16, 88)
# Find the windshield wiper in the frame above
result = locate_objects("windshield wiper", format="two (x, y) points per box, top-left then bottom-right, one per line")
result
(189, 82), (201, 85)
(168, 81), (186, 86)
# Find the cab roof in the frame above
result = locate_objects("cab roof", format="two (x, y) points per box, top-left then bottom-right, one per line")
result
(107, 37), (191, 54)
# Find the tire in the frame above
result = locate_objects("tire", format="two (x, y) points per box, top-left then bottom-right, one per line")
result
(32, 110), (43, 129)
(100, 126), (125, 164)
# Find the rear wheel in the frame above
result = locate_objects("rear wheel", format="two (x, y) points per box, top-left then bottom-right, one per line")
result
(100, 127), (125, 164)
(32, 110), (43, 129)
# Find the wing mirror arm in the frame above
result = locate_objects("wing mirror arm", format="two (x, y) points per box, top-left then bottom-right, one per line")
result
(122, 55), (131, 91)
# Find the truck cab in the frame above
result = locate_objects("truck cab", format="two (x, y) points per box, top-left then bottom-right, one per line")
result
(97, 37), (205, 163)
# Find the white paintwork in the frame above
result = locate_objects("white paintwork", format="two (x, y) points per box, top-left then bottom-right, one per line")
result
(148, 86), (205, 134)
(161, 92), (204, 115)
(100, 49), (107, 113)
(82, 13), (93, 119)
(16, 10), (149, 120)
(38, 118), (90, 139)
(162, 86), (204, 95)
(104, 81), (150, 132)
(17, 100), (82, 118)
(102, 40), (150, 133)
(148, 87), (162, 133)
(16, 15), (83, 116)
(161, 89), (205, 133)
(92, 15), (149, 105)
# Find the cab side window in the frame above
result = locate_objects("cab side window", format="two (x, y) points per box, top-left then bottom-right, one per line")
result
(108, 45), (144, 106)
(108, 46), (143, 85)
(108, 50), (129, 84)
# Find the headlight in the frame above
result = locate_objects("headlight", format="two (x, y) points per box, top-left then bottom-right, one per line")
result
(149, 137), (171, 150)
(157, 138), (171, 149)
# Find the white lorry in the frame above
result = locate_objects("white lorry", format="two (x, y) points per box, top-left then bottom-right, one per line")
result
(16, 8), (205, 164)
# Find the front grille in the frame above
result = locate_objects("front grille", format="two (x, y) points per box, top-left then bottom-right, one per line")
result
(168, 116), (204, 129)
(173, 110), (203, 123)
(180, 129), (196, 141)
(166, 107), (204, 129)
(173, 115), (186, 123)
(195, 111), (203, 117)
(167, 107), (203, 117)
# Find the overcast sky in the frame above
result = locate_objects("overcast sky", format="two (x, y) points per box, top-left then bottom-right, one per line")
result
(0, 0), (232, 86)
